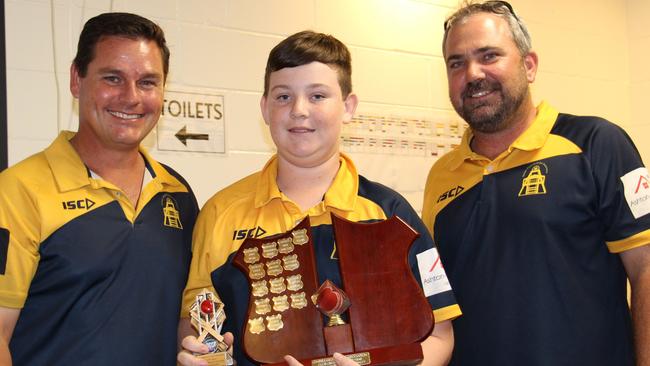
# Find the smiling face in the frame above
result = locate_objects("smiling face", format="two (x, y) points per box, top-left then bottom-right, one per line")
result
(444, 13), (537, 133)
(260, 61), (358, 168)
(70, 36), (165, 152)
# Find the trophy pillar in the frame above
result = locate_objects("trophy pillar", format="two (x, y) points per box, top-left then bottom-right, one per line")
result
(313, 280), (354, 355)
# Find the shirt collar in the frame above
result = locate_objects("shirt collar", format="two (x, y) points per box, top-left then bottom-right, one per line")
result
(44, 131), (183, 192)
(446, 101), (559, 171)
(254, 153), (358, 212)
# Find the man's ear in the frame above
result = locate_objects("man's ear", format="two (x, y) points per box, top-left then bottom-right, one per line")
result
(523, 51), (538, 83)
(70, 63), (82, 98)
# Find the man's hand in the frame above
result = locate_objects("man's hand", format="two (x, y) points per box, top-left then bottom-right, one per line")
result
(177, 332), (234, 366)
(284, 353), (359, 366)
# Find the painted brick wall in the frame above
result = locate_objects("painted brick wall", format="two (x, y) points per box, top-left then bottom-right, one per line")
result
(5, 0), (641, 209)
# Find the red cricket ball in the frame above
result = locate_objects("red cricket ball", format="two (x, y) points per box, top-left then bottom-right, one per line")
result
(318, 288), (339, 313)
(200, 299), (214, 314)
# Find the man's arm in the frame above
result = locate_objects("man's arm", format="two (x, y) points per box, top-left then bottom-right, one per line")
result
(421, 319), (454, 366)
(0, 307), (20, 366)
(620, 244), (650, 366)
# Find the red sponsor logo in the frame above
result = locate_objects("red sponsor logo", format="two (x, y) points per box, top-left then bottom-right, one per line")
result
(635, 175), (650, 194)
(429, 256), (443, 272)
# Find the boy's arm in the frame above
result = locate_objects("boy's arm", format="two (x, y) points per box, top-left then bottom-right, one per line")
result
(421, 319), (454, 366)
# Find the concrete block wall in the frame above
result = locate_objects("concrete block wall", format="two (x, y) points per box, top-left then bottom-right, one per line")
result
(5, 0), (644, 210)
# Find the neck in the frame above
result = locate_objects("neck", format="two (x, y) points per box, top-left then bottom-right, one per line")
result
(470, 99), (537, 160)
(276, 153), (341, 212)
(70, 134), (146, 206)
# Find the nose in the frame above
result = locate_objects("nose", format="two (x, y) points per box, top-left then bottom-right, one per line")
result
(290, 96), (308, 119)
(119, 81), (140, 106)
(465, 61), (485, 82)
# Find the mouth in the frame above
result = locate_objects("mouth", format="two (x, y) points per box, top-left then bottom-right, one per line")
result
(463, 87), (497, 101)
(108, 110), (145, 120)
(288, 127), (315, 133)
(462, 79), (500, 101)
(468, 90), (492, 98)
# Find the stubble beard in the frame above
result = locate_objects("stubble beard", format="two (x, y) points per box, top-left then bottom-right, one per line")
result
(454, 74), (529, 134)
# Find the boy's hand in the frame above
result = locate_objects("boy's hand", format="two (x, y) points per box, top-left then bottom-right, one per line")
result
(284, 353), (359, 366)
(177, 332), (234, 366)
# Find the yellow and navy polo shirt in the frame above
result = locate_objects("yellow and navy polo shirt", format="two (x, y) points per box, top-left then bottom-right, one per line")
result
(184, 153), (460, 366)
(0, 131), (199, 366)
(422, 102), (650, 366)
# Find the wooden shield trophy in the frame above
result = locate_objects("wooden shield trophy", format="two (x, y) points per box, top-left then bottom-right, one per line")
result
(232, 214), (434, 365)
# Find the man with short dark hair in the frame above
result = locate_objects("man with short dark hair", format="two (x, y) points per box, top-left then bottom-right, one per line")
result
(422, 1), (650, 365)
(0, 12), (198, 365)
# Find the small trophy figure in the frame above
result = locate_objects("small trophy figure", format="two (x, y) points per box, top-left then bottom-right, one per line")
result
(189, 289), (234, 366)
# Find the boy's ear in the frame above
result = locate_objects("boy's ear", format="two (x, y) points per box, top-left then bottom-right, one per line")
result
(342, 93), (358, 123)
(260, 95), (270, 126)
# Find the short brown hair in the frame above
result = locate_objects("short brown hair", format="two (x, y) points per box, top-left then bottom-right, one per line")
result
(263, 31), (352, 98)
(73, 12), (170, 79)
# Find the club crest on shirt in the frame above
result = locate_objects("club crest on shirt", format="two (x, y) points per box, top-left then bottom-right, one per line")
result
(161, 194), (183, 229)
(330, 241), (338, 260)
(519, 162), (548, 197)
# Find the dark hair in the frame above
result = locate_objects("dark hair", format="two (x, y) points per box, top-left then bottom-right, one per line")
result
(263, 30), (352, 98)
(442, 1), (532, 57)
(73, 12), (170, 79)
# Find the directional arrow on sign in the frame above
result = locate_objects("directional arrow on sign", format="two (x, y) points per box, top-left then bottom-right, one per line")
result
(175, 126), (209, 146)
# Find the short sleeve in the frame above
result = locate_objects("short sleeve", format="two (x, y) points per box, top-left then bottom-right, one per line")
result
(0, 172), (41, 308)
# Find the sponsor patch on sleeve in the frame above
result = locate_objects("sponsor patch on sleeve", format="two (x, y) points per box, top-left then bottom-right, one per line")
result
(0, 228), (8, 275)
(621, 167), (650, 219)
(416, 247), (452, 297)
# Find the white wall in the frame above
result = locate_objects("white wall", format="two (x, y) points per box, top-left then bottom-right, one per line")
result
(626, 0), (650, 161)
(5, 0), (643, 210)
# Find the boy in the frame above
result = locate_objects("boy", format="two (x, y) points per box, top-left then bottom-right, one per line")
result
(178, 31), (459, 366)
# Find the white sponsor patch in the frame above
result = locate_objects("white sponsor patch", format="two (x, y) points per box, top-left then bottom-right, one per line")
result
(416, 247), (452, 297)
(621, 167), (650, 219)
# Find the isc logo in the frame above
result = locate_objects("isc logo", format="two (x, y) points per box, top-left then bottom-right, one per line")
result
(61, 198), (96, 210)
(232, 226), (267, 240)
(437, 186), (464, 203)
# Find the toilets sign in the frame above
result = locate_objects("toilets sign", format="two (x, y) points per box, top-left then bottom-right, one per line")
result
(157, 89), (225, 153)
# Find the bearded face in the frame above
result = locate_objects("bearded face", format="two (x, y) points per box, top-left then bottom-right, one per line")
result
(444, 13), (537, 135)
(453, 62), (529, 133)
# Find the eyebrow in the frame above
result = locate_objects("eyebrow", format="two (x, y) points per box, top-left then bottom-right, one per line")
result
(445, 46), (502, 63)
(97, 67), (163, 80)
(269, 83), (331, 92)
